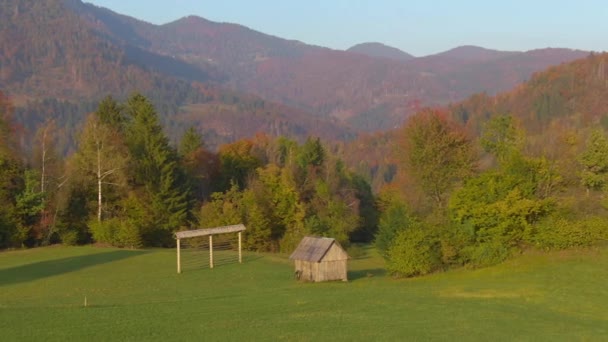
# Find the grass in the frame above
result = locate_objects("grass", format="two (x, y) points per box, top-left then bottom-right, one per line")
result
(1, 245), (607, 341)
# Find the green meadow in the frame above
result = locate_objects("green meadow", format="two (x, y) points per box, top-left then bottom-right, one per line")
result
(1, 245), (607, 341)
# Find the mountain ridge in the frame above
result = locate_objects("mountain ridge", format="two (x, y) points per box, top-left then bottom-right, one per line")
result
(0, 0), (593, 142)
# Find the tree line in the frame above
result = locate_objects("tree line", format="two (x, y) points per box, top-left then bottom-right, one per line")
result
(3, 90), (607, 278)
(0, 92), (376, 251)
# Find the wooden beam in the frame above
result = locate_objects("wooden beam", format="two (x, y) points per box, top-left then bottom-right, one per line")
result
(238, 231), (242, 264)
(175, 224), (246, 239)
(209, 235), (214, 269)
(177, 238), (181, 274)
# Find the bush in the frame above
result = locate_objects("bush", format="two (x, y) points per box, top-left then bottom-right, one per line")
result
(437, 222), (472, 266)
(89, 218), (142, 248)
(89, 219), (115, 245)
(386, 227), (441, 277)
(460, 239), (511, 268)
(526, 216), (608, 250)
(374, 200), (415, 259)
(58, 230), (80, 246)
(115, 220), (142, 248)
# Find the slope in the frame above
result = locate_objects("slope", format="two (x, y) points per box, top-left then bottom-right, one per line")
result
(448, 52), (608, 134)
(72, 4), (589, 131)
(0, 0), (352, 149)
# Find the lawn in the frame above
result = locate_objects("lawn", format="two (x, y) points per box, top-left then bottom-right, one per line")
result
(1, 245), (607, 341)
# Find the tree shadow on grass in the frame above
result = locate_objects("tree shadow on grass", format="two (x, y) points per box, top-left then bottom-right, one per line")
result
(0, 249), (148, 287)
(348, 268), (387, 281)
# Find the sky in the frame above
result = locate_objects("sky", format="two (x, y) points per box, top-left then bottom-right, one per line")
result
(85, 0), (608, 57)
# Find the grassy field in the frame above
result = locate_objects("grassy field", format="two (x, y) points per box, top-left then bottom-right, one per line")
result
(1, 245), (607, 341)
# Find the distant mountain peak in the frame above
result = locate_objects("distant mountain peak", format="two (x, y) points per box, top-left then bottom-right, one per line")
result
(171, 15), (211, 25)
(432, 45), (519, 61)
(347, 42), (415, 62)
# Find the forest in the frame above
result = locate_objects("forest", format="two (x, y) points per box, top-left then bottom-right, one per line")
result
(2, 53), (608, 277)
(0, 92), (375, 254)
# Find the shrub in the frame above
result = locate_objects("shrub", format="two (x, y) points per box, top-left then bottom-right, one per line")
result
(89, 218), (142, 248)
(386, 227), (441, 277)
(114, 220), (142, 248)
(460, 239), (511, 268)
(527, 216), (608, 250)
(89, 219), (116, 245)
(437, 222), (472, 266)
(374, 200), (414, 259)
(58, 230), (80, 246)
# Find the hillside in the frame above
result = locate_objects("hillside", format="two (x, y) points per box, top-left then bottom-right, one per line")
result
(70, 1), (589, 131)
(0, 0), (592, 141)
(448, 52), (608, 133)
(347, 42), (415, 62)
(0, 0), (352, 149)
(145, 18), (587, 130)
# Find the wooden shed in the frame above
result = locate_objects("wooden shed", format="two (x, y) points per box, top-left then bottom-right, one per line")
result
(289, 237), (349, 282)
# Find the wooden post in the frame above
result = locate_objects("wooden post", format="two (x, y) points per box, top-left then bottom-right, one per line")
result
(238, 231), (242, 264)
(209, 235), (214, 269)
(177, 238), (181, 274)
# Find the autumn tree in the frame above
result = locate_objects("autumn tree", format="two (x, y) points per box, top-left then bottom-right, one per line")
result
(216, 139), (261, 192)
(179, 126), (218, 202)
(400, 109), (476, 208)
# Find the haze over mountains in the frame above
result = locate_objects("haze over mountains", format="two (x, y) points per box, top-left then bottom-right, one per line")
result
(0, 0), (592, 146)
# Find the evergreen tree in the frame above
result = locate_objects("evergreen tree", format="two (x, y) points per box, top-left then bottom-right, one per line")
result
(179, 126), (204, 157)
(96, 95), (125, 130)
(14, 170), (45, 246)
(124, 93), (189, 245)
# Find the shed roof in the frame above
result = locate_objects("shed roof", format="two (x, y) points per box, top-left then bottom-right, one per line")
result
(289, 236), (345, 262)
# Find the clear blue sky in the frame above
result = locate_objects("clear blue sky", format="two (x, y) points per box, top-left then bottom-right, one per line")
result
(85, 0), (608, 56)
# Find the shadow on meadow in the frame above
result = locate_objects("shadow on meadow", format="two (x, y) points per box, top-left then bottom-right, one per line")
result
(0, 249), (148, 287)
(348, 268), (387, 281)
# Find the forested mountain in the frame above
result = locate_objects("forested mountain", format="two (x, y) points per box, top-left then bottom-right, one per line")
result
(0, 0), (589, 140)
(345, 52), (608, 193)
(447, 52), (608, 134)
(131, 15), (586, 131)
(0, 0), (353, 150)
(347, 42), (415, 62)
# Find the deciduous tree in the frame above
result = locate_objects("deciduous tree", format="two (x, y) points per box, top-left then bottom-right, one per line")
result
(400, 109), (476, 207)
(73, 114), (128, 223)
